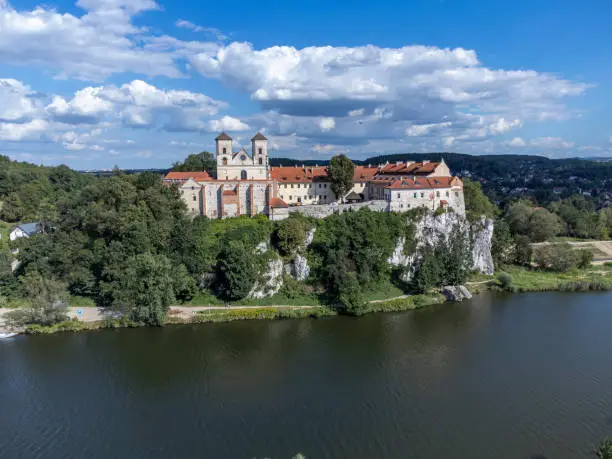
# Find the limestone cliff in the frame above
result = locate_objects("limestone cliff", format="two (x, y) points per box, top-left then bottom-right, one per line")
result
(388, 211), (494, 281)
(249, 256), (284, 299)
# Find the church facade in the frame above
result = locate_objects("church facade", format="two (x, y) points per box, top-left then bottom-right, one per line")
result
(163, 132), (466, 219)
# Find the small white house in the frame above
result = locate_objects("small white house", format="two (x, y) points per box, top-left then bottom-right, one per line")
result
(9, 222), (42, 241)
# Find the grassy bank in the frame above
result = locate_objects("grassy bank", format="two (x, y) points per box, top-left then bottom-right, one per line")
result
(23, 318), (142, 335)
(170, 306), (337, 325)
(361, 293), (445, 315)
(477, 265), (612, 293)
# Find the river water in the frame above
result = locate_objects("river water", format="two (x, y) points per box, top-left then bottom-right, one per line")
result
(2, 292), (612, 458)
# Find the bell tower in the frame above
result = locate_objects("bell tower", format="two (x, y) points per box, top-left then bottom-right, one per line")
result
(251, 132), (268, 178)
(215, 132), (233, 166)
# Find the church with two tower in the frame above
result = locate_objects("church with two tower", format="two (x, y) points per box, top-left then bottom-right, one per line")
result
(163, 131), (466, 219)
(163, 132), (277, 219)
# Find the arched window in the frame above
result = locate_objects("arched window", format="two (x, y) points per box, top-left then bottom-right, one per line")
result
(241, 170), (247, 180)
(258, 148), (262, 155)
(222, 147), (227, 154)
(258, 157), (263, 165)
(222, 157), (228, 165)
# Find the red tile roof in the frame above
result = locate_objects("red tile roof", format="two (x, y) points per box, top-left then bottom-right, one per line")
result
(269, 197), (289, 208)
(270, 166), (378, 183)
(222, 189), (237, 196)
(164, 171), (212, 181)
(386, 176), (462, 189)
(378, 161), (441, 175)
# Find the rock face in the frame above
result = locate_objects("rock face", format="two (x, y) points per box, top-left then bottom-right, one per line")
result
(249, 257), (284, 299)
(291, 254), (310, 281)
(471, 217), (494, 275)
(441, 285), (473, 302)
(387, 211), (495, 281)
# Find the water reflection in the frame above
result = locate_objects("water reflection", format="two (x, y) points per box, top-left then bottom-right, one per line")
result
(3, 291), (612, 459)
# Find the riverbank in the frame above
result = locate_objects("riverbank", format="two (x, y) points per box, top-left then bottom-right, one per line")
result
(0, 292), (446, 335)
(3, 265), (612, 336)
(467, 265), (612, 294)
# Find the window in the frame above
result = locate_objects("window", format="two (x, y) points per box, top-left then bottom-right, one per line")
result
(291, 184), (294, 188)
(240, 155), (247, 161)
(446, 191), (449, 197)
(413, 192), (417, 198)
(222, 157), (228, 165)
(421, 192), (424, 198)
(289, 195), (292, 200)
(455, 191), (459, 197)
(258, 158), (263, 165)
(318, 184), (322, 188)
(258, 148), (262, 155)
(298, 197), (302, 203)
(436, 191), (440, 197)
(397, 193), (400, 198)
(241, 170), (247, 180)
(324, 184), (328, 188)
(193, 196), (196, 201)
(222, 147), (227, 154)
(297, 184), (300, 189)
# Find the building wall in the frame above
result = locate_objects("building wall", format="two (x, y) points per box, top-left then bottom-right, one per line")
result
(385, 187), (465, 215)
(179, 181), (202, 215)
(217, 164), (268, 180)
(276, 180), (370, 205)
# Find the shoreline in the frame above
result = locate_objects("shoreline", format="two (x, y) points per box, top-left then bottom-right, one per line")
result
(3, 266), (612, 337)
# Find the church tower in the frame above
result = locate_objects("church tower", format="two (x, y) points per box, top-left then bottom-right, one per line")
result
(251, 132), (269, 178)
(215, 132), (233, 167)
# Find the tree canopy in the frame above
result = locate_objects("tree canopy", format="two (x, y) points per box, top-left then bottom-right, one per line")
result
(327, 155), (355, 202)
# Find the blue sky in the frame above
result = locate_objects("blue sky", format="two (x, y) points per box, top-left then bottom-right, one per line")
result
(0, 0), (611, 169)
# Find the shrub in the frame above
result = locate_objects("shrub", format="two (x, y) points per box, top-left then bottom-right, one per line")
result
(596, 439), (612, 458)
(497, 272), (514, 290)
(533, 243), (579, 272)
(577, 249), (594, 269)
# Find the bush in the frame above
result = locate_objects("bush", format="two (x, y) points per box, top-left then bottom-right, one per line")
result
(533, 243), (580, 272)
(596, 439), (612, 459)
(577, 249), (594, 269)
(497, 272), (514, 290)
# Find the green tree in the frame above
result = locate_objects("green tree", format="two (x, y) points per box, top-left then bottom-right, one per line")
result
(527, 209), (561, 242)
(173, 264), (198, 303)
(336, 272), (366, 315)
(172, 152), (216, 176)
(216, 241), (258, 300)
(274, 215), (310, 256)
(512, 235), (533, 266)
(111, 253), (176, 326)
(463, 178), (496, 220)
(492, 219), (513, 265)
(327, 154), (355, 202)
(5, 270), (69, 326)
(413, 248), (441, 293)
(532, 243), (579, 272)
(505, 202), (561, 242)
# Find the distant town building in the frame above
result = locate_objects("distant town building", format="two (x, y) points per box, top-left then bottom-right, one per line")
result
(164, 132), (465, 219)
(9, 222), (42, 241)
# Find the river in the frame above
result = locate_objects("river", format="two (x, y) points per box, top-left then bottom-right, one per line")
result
(2, 291), (612, 458)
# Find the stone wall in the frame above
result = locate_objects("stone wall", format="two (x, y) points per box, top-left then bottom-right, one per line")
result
(271, 200), (388, 220)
